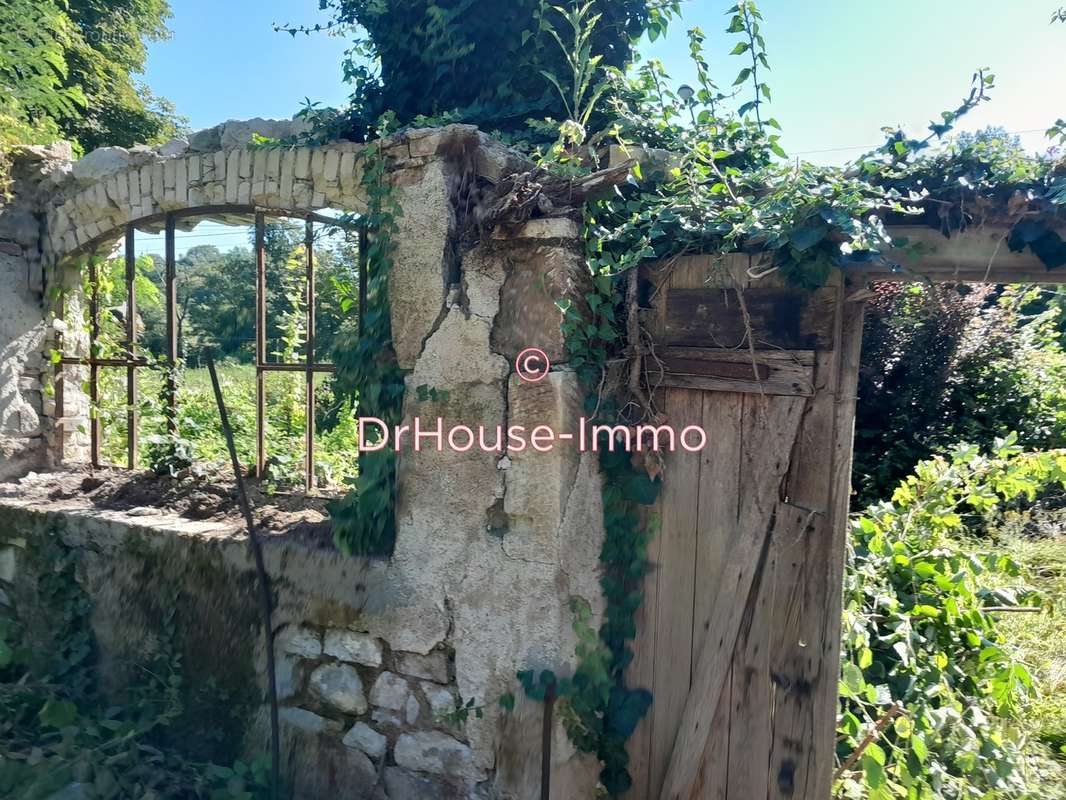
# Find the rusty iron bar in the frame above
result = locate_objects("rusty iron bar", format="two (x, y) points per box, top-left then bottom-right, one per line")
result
(541, 681), (556, 800)
(53, 292), (65, 462)
(58, 209), (345, 487)
(87, 257), (101, 468)
(255, 212), (267, 478)
(257, 362), (335, 373)
(124, 225), (138, 469)
(165, 214), (178, 433)
(304, 217), (316, 492)
(60, 357), (150, 367)
(205, 354), (280, 800)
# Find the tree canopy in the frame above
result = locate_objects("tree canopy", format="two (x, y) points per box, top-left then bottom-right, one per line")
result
(299, 0), (678, 139)
(0, 0), (182, 164)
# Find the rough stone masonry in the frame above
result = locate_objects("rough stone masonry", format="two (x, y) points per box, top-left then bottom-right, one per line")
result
(0, 120), (607, 798)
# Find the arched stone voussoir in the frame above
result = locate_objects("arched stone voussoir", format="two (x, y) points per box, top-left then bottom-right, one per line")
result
(42, 140), (376, 267)
(39, 122), (532, 269)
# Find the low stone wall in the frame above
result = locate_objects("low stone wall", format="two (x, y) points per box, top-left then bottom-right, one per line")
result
(0, 480), (602, 798)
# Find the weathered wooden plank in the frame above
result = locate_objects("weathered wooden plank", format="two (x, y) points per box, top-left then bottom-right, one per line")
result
(765, 280), (843, 800)
(653, 349), (816, 397)
(663, 287), (838, 351)
(659, 395), (806, 800)
(725, 393), (796, 798)
(726, 526), (774, 799)
(648, 388), (705, 798)
(687, 392), (743, 799)
(691, 392), (743, 674)
(810, 297), (867, 795)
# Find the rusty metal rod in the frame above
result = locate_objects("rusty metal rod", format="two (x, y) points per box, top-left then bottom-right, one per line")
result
(541, 681), (555, 800)
(59, 357), (150, 367)
(165, 214), (178, 433)
(258, 362), (335, 373)
(87, 257), (101, 468)
(255, 213), (267, 478)
(124, 226), (138, 469)
(304, 217), (316, 492)
(206, 353), (280, 800)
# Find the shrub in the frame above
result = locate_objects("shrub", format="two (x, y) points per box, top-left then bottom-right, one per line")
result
(837, 439), (1066, 799)
(854, 284), (1066, 505)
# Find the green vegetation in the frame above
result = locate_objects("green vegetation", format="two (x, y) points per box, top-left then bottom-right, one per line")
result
(994, 508), (1066, 762)
(328, 142), (406, 554)
(94, 363), (360, 490)
(0, 0), (182, 186)
(838, 441), (1066, 799)
(854, 284), (1066, 505)
(283, 0), (679, 140)
(0, 529), (270, 799)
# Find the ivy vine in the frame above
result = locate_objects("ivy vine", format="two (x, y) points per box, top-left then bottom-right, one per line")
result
(329, 138), (406, 556)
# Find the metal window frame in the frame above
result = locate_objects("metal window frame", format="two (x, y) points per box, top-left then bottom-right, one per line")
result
(57, 207), (365, 492)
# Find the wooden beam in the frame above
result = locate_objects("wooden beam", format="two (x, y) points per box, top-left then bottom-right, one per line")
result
(859, 224), (1066, 284)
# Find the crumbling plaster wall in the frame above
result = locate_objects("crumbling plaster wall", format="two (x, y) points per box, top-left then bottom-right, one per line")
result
(0, 123), (607, 798)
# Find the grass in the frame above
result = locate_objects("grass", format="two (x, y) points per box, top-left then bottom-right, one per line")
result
(995, 508), (1066, 760)
(94, 361), (360, 491)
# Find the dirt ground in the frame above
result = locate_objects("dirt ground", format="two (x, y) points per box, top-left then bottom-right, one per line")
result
(0, 466), (337, 548)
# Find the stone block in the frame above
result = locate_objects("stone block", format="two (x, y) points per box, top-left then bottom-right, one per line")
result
(383, 767), (445, 800)
(343, 721), (387, 759)
(239, 148), (253, 179)
(294, 148), (311, 181)
(225, 150), (240, 203)
(421, 682), (456, 720)
(159, 137), (188, 158)
(489, 239), (591, 365)
(188, 126), (222, 152)
(502, 371), (584, 564)
(394, 731), (485, 782)
(395, 650), (448, 683)
(0, 547), (16, 583)
(369, 671), (410, 711)
(280, 626), (321, 658)
(72, 147), (131, 184)
(405, 694), (420, 724)
(279, 706), (341, 734)
(324, 630), (383, 667)
(309, 663), (368, 715)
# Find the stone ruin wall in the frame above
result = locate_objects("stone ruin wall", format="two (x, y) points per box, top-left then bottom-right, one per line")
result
(0, 121), (607, 799)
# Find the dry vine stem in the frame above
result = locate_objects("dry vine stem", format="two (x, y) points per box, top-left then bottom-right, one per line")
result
(833, 702), (905, 782)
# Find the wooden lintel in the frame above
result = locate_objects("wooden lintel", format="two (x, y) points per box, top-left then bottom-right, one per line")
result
(859, 224), (1066, 284)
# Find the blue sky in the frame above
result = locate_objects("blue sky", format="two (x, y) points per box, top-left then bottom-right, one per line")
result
(145, 0), (1065, 165)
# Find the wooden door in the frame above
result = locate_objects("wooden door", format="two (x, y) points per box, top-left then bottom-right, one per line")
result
(626, 257), (865, 800)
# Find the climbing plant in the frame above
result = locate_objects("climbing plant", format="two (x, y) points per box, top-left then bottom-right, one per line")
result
(328, 138), (406, 555)
(280, 0), (679, 140)
(0, 532), (270, 799)
(837, 439), (1066, 798)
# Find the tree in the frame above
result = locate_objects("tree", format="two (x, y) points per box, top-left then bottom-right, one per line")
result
(305, 0), (676, 138)
(0, 0), (85, 159)
(56, 0), (184, 151)
(0, 0), (182, 162)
